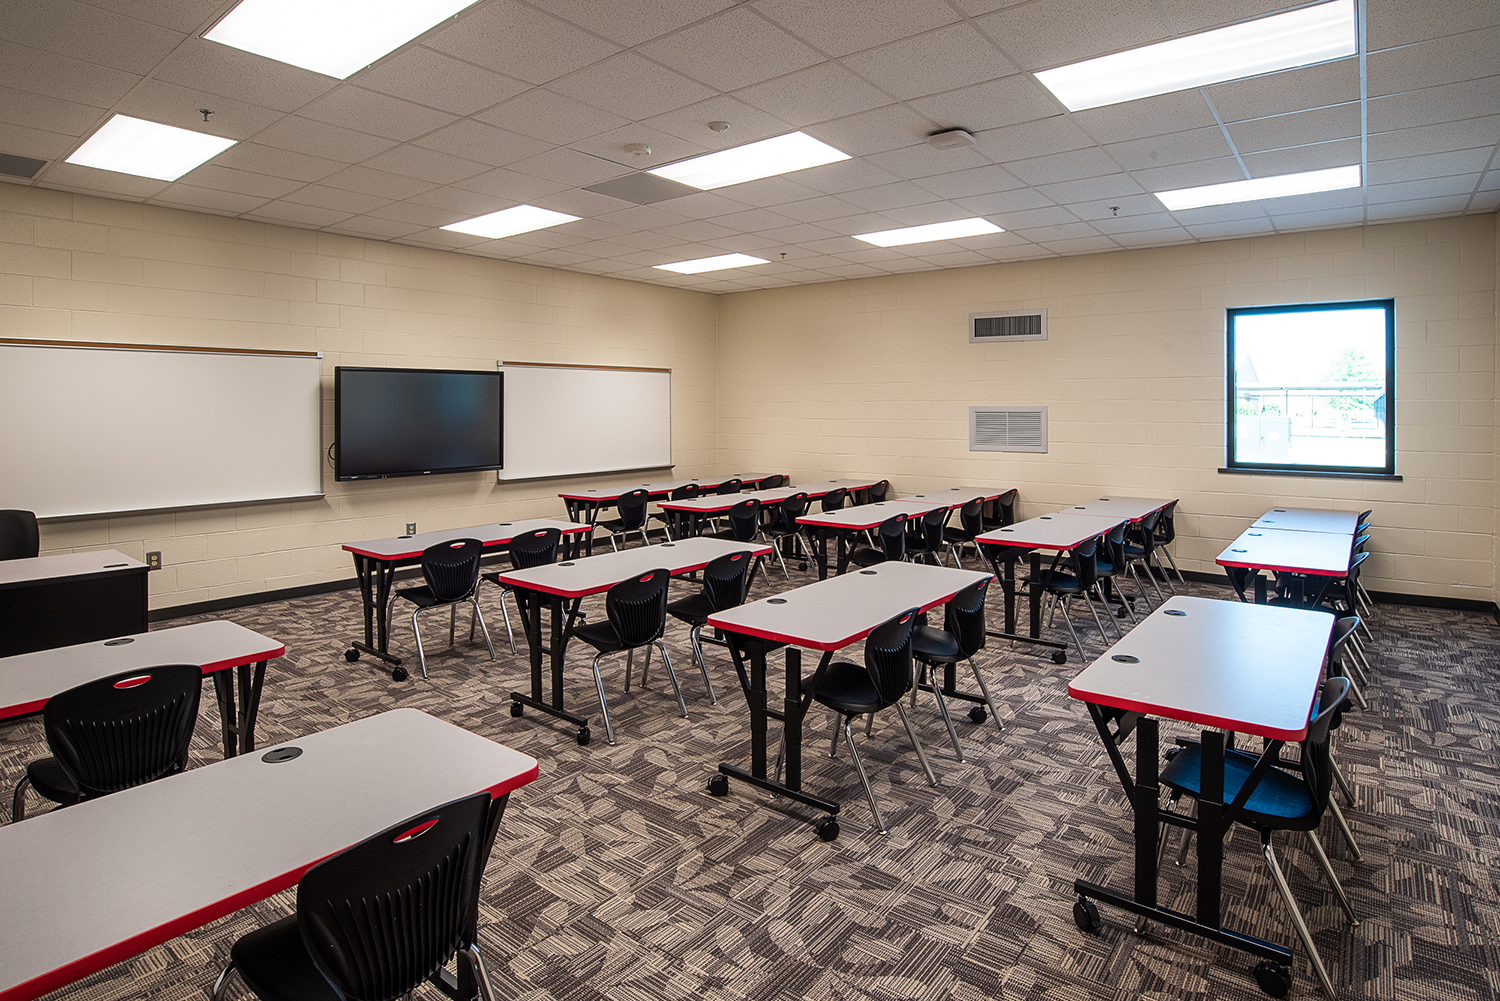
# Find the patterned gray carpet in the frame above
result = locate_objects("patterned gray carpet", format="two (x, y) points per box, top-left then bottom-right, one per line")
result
(3, 550), (1497, 1001)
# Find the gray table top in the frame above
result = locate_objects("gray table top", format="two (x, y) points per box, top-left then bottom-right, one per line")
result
(0, 708), (538, 1001)
(1216, 526), (1352, 576)
(976, 512), (1125, 551)
(1251, 507), (1361, 534)
(0, 549), (147, 588)
(1056, 496), (1174, 522)
(558, 473), (779, 502)
(798, 497), (951, 530)
(491, 537), (771, 598)
(657, 487), (799, 512)
(1067, 595), (1332, 741)
(342, 518), (591, 560)
(908, 485), (1013, 502)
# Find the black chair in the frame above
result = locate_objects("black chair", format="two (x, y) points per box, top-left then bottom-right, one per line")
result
(1123, 509), (1167, 607)
(1152, 500), (1186, 586)
(13, 663), (202, 821)
(1036, 535), (1115, 654)
(1156, 677), (1357, 999)
(656, 483), (700, 540)
(848, 514), (906, 568)
(941, 497), (985, 568)
(474, 527), (560, 654)
(213, 792), (500, 1001)
(981, 489), (1018, 532)
(596, 488), (654, 551)
(819, 487), (847, 512)
(395, 539), (495, 680)
(571, 568), (686, 745)
(911, 577), (1003, 763)
(802, 607), (936, 835)
(905, 506), (950, 565)
(1094, 521), (1138, 625)
(865, 479), (890, 504)
(761, 491), (811, 579)
(0, 509), (39, 560)
(665, 549), (755, 705)
(716, 477), (742, 495)
(713, 498), (761, 544)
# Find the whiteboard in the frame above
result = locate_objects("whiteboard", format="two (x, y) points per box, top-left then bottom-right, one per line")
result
(0, 340), (323, 519)
(497, 363), (671, 481)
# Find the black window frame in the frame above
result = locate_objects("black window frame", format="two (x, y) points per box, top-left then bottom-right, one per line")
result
(1223, 298), (1396, 479)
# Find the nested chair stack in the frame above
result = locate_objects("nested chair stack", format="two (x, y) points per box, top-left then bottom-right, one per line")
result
(396, 538), (495, 679)
(761, 491), (811, 579)
(475, 527), (560, 654)
(905, 506), (951, 566)
(1122, 509), (1168, 607)
(981, 489), (1018, 532)
(911, 577), (1003, 764)
(1151, 499), (1186, 586)
(665, 549), (755, 705)
(13, 664), (202, 821)
(571, 568), (687, 745)
(597, 488), (655, 551)
(1034, 534), (1117, 654)
(0, 508), (40, 561)
(213, 792), (501, 1001)
(848, 514), (907, 568)
(1094, 521), (1139, 625)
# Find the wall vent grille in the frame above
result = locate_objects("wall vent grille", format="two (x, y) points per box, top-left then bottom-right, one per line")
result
(970, 309), (1046, 343)
(0, 152), (47, 179)
(970, 406), (1047, 453)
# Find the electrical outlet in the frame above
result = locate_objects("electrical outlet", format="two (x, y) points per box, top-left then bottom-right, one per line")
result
(406, 522), (417, 536)
(146, 551), (162, 570)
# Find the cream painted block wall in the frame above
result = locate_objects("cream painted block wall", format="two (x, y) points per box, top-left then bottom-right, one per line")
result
(1, 184), (718, 610)
(716, 215), (1499, 604)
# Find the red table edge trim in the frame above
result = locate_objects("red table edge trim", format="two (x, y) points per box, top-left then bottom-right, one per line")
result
(0, 766), (539, 1001)
(488, 545), (774, 598)
(1065, 683), (1313, 742)
(343, 526), (593, 559)
(1214, 555), (1345, 576)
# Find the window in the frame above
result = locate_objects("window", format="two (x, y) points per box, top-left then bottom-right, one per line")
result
(1225, 299), (1395, 477)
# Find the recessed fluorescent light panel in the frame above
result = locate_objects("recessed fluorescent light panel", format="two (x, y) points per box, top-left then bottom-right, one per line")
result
(854, 218), (1004, 248)
(65, 115), (237, 181)
(649, 132), (850, 190)
(1035, 0), (1357, 111)
(1155, 164), (1362, 211)
(441, 205), (580, 239)
(654, 253), (769, 275)
(205, 0), (483, 79)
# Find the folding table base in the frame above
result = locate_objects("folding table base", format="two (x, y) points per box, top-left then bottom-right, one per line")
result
(509, 691), (592, 746)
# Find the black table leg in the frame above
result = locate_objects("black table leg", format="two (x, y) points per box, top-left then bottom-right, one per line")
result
(236, 659), (266, 753)
(349, 553), (402, 667)
(510, 592), (590, 743)
(981, 546), (1068, 662)
(211, 670), (236, 757)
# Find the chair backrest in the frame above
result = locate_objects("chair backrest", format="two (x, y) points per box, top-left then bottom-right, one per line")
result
(958, 498), (984, 538)
(716, 477), (742, 496)
(616, 488), (651, 529)
(1154, 500), (1178, 543)
(919, 506), (949, 549)
(776, 492), (810, 527)
(820, 487), (847, 512)
(1069, 535), (1100, 589)
(995, 489), (1018, 527)
(43, 664), (202, 799)
(508, 528), (560, 571)
(421, 539), (485, 602)
(605, 568), (671, 646)
(298, 792), (491, 1001)
(703, 550), (753, 611)
(943, 577), (989, 659)
(1100, 521), (1127, 572)
(670, 484), (700, 501)
(0, 509), (39, 561)
(1299, 676), (1351, 819)
(862, 607), (919, 707)
(1130, 510), (1160, 557)
(867, 480), (890, 503)
(876, 515), (907, 561)
(725, 498), (761, 542)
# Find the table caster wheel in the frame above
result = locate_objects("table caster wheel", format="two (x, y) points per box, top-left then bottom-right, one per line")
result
(510, 702), (524, 718)
(1116, 607), (1129, 618)
(815, 817), (839, 842)
(1072, 897), (1101, 933)
(344, 648), (359, 662)
(708, 774), (729, 797)
(1053, 650), (1068, 665)
(391, 666), (408, 682)
(798, 562), (808, 572)
(1253, 961), (1292, 998)
(968, 706), (988, 724)
(576, 726), (591, 746)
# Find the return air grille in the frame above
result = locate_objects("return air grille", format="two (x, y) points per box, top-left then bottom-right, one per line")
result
(970, 406), (1047, 453)
(0, 152), (47, 179)
(970, 309), (1046, 342)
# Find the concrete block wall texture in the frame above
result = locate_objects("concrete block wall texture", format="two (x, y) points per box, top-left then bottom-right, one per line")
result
(1, 185), (718, 610)
(715, 213), (1498, 605)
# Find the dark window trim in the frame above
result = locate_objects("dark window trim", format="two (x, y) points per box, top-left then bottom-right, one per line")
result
(1225, 298), (1395, 477)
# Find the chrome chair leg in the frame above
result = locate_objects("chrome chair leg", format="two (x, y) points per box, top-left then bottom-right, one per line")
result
(498, 589), (516, 654)
(828, 713), (840, 758)
(1328, 797), (1362, 860)
(212, 961), (238, 1001)
(967, 655), (1004, 732)
(843, 715), (888, 835)
(1331, 757), (1355, 805)
(927, 675), (966, 763)
(448, 602), (457, 646)
(1304, 830), (1359, 926)
(688, 625), (718, 704)
(1161, 546), (1187, 585)
(463, 944), (499, 1001)
(468, 598), (496, 660)
(1090, 584), (1122, 640)
(1128, 563), (1158, 611)
(657, 641), (689, 719)
(1056, 599), (1088, 657)
(590, 652), (618, 745)
(894, 701), (938, 788)
(12, 775), (30, 822)
(1262, 837), (1338, 999)
(411, 607), (429, 678)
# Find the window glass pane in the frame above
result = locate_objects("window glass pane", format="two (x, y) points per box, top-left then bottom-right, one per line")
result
(1230, 303), (1389, 472)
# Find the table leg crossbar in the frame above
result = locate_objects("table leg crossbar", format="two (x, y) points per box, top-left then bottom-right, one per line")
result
(509, 591), (594, 745)
(982, 548), (1070, 663)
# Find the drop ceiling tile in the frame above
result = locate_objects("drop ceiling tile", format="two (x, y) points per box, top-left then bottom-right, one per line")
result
(251, 116), (397, 164)
(817, 212), (912, 236)
(753, 0), (961, 57)
(0, 121), (84, 160)
(1087, 206), (1186, 231)
(299, 86), (457, 143)
(705, 206), (800, 232)
(504, 147), (631, 187)
(1469, 189), (1499, 210)
(450, 166), (571, 203)
(549, 53), (716, 121)
(318, 165), (437, 201)
(0, 38), (141, 108)
(1368, 146), (1494, 185)
(656, 219), (739, 242)
(1105, 127), (1234, 170)
(1032, 235), (1121, 255)
(43, 162), (167, 198)
(0, 86), (106, 136)
(774, 194), (867, 222)
(912, 164), (1025, 199)
(952, 186), (1057, 215)
(1369, 174), (1483, 204)
(1004, 146), (1121, 185)
(641, 96), (794, 148)
(1365, 195), (1470, 219)
(1226, 104), (1360, 154)
(1205, 60), (1361, 127)
(1368, 116), (1500, 159)
(477, 90), (628, 147)
(865, 144), (992, 181)
(906, 74), (1061, 133)
(712, 176), (822, 208)
(176, 163), (303, 199)
(1, 0), (183, 75)
(1111, 227), (1192, 247)
(213, 142), (345, 184)
(362, 144), (488, 185)
(155, 39), (336, 113)
(803, 104), (938, 158)
(1365, 0), (1500, 52)
(842, 23), (1017, 101)
(424, 0), (620, 85)
(915, 249), (1001, 267)
(402, 228), (490, 251)
(1070, 90), (1220, 146)
(737, 62), (895, 128)
(245, 202), (353, 228)
(1181, 218), (1275, 240)
(970, 115), (1094, 163)
(976, 0), (1169, 71)
(356, 47), (529, 117)
(540, 188), (648, 218)
(790, 157), (903, 195)
(1038, 171), (1146, 203)
(513, 248), (597, 268)
(1477, 170), (1500, 191)
(837, 180), (945, 212)
(1369, 77), (1500, 133)
(638, 7), (823, 91)
(571, 126), (707, 170)
(116, 80), (283, 140)
(1267, 206), (1368, 232)
(406, 184), (523, 215)
(606, 230), (684, 252)
(646, 190), (756, 219)
(1004, 213), (1092, 237)
(150, 185), (269, 215)
(1155, 0), (1290, 33)
(283, 184), (389, 215)
(413, 120), (552, 168)
(1166, 200), (1269, 225)
(83, 0), (225, 33)
(1128, 157), (1244, 192)
(365, 200), (467, 228)
(1240, 138), (1361, 177)
(759, 222), (843, 244)
(539, 0), (735, 47)
(1366, 26), (1500, 96)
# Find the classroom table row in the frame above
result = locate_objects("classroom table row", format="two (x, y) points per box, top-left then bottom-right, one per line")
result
(1215, 505), (1368, 607)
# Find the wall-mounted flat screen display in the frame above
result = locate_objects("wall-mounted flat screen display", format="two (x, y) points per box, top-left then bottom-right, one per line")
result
(335, 367), (502, 481)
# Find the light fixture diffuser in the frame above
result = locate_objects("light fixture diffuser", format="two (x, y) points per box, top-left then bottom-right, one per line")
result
(654, 253), (769, 275)
(205, 0), (483, 79)
(65, 115), (237, 181)
(1155, 165), (1362, 211)
(1034, 0), (1357, 111)
(441, 205), (580, 239)
(854, 218), (1004, 248)
(649, 132), (850, 190)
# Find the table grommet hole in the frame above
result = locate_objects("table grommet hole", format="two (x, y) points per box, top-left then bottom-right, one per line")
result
(559, 562), (575, 567)
(262, 747), (302, 763)
(104, 637), (135, 646)
(767, 598), (787, 604)
(1111, 654), (1139, 663)
(1164, 609), (1187, 617)
(1230, 548), (1247, 553)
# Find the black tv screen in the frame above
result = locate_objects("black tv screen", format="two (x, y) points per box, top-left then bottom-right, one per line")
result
(335, 367), (502, 481)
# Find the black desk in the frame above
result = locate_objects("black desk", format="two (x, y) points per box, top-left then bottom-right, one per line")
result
(0, 550), (148, 658)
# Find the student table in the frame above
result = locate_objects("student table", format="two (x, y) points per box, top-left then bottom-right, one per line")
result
(975, 512), (1126, 663)
(797, 498), (953, 579)
(0, 620), (283, 758)
(0, 550), (149, 658)
(1057, 496), (1173, 522)
(558, 473), (781, 525)
(706, 561), (990, 840)
(0, 708), (539, 1001)
(341, 518), (592, 672)
(1252, 507), (1361, 534)
(1216, 526), (1351, 605)
(656, 486), (804, 538)
(1067, 596), (1331, 995)
(491, 537), (772, 745)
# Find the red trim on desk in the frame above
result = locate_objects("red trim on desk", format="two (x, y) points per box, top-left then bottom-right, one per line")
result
(1214, 554), (1344, 576)
(1065, 680), (1314, 743)
(343, 525), (592, 561)
(491, 544), (774, 599)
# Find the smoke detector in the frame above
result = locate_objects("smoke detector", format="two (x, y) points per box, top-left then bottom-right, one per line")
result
(624, 143), (652, 158)
(927, 129), (976, 151)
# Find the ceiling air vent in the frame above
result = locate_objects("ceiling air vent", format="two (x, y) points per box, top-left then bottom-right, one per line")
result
(970, 406), (1047, 453)
(970, 309), (1046, 343)
(0, 152), (47, 179)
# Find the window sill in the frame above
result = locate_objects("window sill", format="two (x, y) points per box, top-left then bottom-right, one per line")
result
(1218, 467), (1401, 482)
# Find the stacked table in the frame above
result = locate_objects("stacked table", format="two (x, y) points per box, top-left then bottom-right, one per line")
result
(1217, 506), (1361, 605)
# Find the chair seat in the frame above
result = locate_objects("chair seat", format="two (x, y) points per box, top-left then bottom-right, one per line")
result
(941, 527), (971, 544)
(26, 756), (82, 806)
(479, 570), (514, 589)
(806, 660), (882, 715)
(230, 914), (340, 1001)
(847, 547), (887, 568)
(394, 584), (452, 608)
(911, 625), (960, 663)
(572, 619), (626, 652)
(665, 591), (714, 625)
(1038, 571), (1084, 593)
(1123, 544), (1146, 557)
(1159, 744), (1315, 830)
